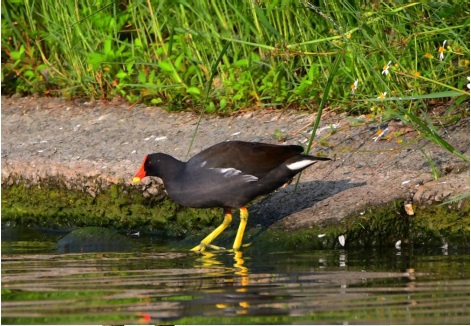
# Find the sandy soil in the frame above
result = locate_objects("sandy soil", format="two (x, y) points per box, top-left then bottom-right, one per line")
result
(1, 96), (469, 230)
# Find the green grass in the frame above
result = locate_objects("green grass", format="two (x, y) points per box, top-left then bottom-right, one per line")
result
(2, 1), (469, 110)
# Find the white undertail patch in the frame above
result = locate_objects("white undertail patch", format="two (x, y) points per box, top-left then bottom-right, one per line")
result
(286, 159), (316, 171)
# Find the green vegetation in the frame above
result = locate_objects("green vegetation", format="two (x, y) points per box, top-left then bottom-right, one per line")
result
(2, 1), (469, 113)
(1, 177), (221, 238)
(249, 199), (470, 252)
(2, 178), (469, 248)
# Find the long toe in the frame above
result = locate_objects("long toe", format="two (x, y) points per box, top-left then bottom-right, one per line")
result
(190, 243), (206, 252)
(230, 242), (252, 252)
(207, 244), (226, 251)
(190, 243), (226, 252)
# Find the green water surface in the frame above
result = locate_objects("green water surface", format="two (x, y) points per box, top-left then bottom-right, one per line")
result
(1, 226), (469, 325)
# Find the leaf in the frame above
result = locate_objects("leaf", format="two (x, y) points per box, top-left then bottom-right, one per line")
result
(155, 46), (165, 55)
(103, 38), (112, 55)
(151, 98), (163, 104)
(186, 87), (201, 95)
(344, 51), (354, 73)
(148, 70), (156, 84)
(87, 52), (107, 70)
(126, 62), (134, 73)
(116, 44), (127, 57)
(88, 52), (106, 64)
(235, 59), (249, 67)
(35, 64), (48, 72)
(158, 61), (174, 72)
(455, 94), (469, 105)
(24, 70), (35, 79)
(220, 98), (227, 110)
(116, 71), (127, 79)
(10, 45), (25, 61)
(138, 71), (147, 84)
(174, 54), (185, 70)
(307, 64), (316, 81)
(205, 101), (216, 113)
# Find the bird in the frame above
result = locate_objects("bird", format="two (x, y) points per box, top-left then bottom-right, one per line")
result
(132, 141), (330, 252)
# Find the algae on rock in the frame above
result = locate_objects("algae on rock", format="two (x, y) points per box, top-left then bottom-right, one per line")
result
(1, 177), (221, 238)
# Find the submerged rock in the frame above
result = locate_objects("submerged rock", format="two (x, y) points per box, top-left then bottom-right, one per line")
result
(56, 227), (139, 253)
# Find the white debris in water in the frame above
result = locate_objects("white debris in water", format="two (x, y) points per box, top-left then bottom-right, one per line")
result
(339, 253), (346, 267)
(395, 240), (401, 249)
(338, 235), (345, 247)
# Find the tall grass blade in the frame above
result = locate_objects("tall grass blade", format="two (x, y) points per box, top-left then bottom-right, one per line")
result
(186, 41), (231, 159)
(294, 41), (345, 191)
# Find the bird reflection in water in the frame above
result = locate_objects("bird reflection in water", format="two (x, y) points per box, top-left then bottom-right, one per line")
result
(196, 250), (251, 314)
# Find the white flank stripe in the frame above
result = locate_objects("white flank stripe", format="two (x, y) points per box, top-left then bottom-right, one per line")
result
(210, 167), (258, 182)
(217, 167), (241, 177)
(242, 175), (258, 182)
(286, 159), (316, 171)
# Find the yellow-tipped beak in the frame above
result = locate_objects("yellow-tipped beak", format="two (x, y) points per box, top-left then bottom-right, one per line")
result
(132, 177), (141, 184)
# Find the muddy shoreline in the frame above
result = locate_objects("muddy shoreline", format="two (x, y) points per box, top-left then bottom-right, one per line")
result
(1, 96), (469, 247)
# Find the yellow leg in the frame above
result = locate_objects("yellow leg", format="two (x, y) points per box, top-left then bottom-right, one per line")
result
(233, 207), (248, 250)
(191, 209), (232, 252)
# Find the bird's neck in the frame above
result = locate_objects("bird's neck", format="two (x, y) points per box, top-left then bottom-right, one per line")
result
(157, 154), (185, 181)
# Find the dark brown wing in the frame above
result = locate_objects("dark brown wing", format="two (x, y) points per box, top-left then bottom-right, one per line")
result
(187, 141), (305, 179)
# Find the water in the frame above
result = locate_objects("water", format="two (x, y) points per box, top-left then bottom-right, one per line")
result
(2, 226), (469, 325)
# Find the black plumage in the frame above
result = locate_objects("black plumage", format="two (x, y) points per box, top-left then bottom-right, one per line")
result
(133, 141), (330, 251)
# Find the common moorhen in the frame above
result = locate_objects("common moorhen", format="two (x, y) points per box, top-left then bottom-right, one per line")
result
(132, 141), (330, 251)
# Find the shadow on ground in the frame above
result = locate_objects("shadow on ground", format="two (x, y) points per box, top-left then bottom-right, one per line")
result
(249, 179), (366, 229)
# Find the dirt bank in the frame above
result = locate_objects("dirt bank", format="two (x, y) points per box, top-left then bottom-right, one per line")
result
(1, 96), (469, 247)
